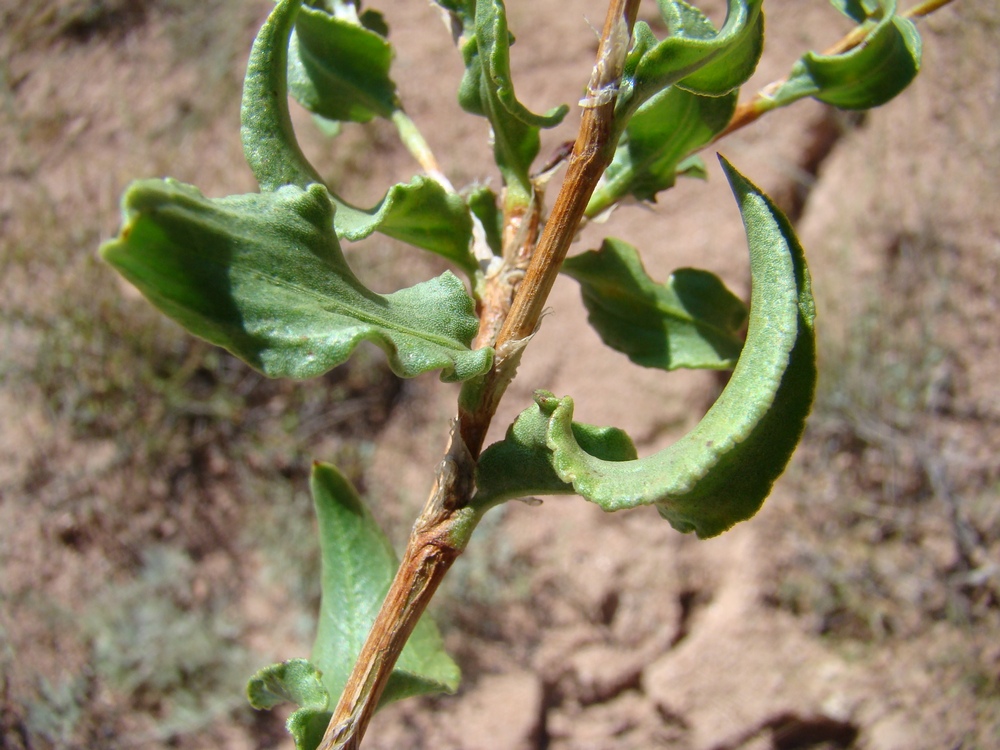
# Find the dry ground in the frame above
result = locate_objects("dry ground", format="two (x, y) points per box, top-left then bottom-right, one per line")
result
(1, 1), (997, 749)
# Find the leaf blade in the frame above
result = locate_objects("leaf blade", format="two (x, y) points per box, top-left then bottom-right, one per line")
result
(287, 4), (399, 123)
(99, 180), (492, 382)
(310, 463), (460, 708)
(334, 177), (477, 275)
(241, 0), (323, 192)
(766, 0), (922, 111)
(562, 238), (747, 371)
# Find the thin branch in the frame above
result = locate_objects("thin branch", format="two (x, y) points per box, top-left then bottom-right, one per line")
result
(710, 0), (957, 145)
(391, 108), (456, 191)
(315, 1), (641, 747)
(497, 0), (641, 346)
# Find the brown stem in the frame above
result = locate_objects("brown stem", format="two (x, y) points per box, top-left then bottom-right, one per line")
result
(316, 2), (640, 748)
(497, 0), (640, 347)
(318, 432), (475, 750)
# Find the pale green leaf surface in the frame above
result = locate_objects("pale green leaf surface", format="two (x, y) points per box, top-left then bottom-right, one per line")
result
(587, 85), (736, 214)
(287, 4), (398, 123)
(334, 177), (477, 274)
(241, 0), (323, 192)
(474, 399), (637, 509)
(286, 709), (331, 750)
(310, 463), (460, 708)
(100, 180), (492, 382)
(767, 0), (921, 110)
(246, 659), (330, 750)
(562, 238), (746, 371)
(247, 659), (329, 711)
(542, 158), (816, 538)
(618, 0), (762, 122)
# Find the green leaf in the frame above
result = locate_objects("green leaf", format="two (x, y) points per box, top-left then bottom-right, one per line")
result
(474, 396), (637, 509)
(100, 180), (492, 382)
(247, 659), (329, 711)
(286, 709), (332, 750)
(531, 158), (815, 538)
(587, 85), (737, 215)
(618, 0), (762, 122)
(287, 3), (399, 123)
(658, 0), (764, 97)
(247, 659), (331, 750)
(457, 0), (568, 200)
(831, 0), (880, 24)
(310, 463), (461, 708)
(766, 0), (922, 111)
(240, 0), (475, 270)
(562, 239), (746, 371)
(241, 0), (324, 192)
(334, 177), (477, 275)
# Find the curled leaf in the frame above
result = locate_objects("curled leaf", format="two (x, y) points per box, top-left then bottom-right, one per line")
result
(241, 0), (323, 192)
(618, 0), (762, 122)
(247, 659), (329, 712)
(545, 158), (815, 537)
(765, 0), (922, 111)
(587, 84), (737, 214)
(247, 659), (331, 750)
(474, 399), (637, 509)
(334, 177), (477, 275)
(456, 0), (568, 199)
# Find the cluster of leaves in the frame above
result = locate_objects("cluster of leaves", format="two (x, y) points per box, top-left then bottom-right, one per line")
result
(99, 0), (924, 746)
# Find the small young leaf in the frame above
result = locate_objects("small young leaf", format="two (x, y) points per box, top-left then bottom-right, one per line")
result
(100, 180), (492, 382)
(310, 463), (461, 707)
(587, 85), (737, 214)
(334, 177), (477, 275)
(562, 239), (746, 371)
(457, 0), (568, 200)
(618, 0), (762, 122)
(765, 0), (921, 111)
(247, 659), (332, 750)
(247, 659), (329, 712)
(287, 3), (399, 123)
(474, 397), (637, 509)
(541, 158), (816, 538)
(241, 0), (324, 192)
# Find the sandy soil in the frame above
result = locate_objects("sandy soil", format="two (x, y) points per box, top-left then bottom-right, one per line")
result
(2, 1), (997, 749)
